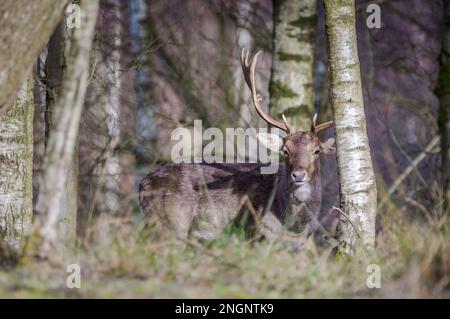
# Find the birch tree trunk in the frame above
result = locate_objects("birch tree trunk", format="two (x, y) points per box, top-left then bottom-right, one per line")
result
(35, 0), (99, 255)
(96, 1), (122, 216)
(118, 0), (138, 217)
(269, 0), (317, 131)
(45, 22), (78, 245)
(438, 0), (450, 213)
(0, 79), (34, 250)
(324, 0), (377, 250)
(79, 0), (122, 224)
(0, 0), (69, 114)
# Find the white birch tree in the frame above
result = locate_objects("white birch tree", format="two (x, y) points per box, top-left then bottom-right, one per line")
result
(0, 79), (34, 250)
(323, 0), (377, 250)
(79, 0), (123, 221)
(95, 0), (122, 216)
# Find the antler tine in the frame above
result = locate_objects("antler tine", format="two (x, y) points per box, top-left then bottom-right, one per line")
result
(240, 48), (289, 133)
(282, 114), (292, 133)
(311, 113), (318, 133)
(311, 112), (333, 134)
(314, 121), (333, 133)
(240, 48), (251, 88)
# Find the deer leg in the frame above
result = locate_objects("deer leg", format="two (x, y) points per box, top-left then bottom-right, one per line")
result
(260, 212), (284, 243)
(162, 200), (193, 242)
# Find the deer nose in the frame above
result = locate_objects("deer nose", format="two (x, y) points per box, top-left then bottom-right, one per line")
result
(291, 170), (307, 183)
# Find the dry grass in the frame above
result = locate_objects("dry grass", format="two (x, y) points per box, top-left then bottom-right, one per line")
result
(0, 207), (449, 298)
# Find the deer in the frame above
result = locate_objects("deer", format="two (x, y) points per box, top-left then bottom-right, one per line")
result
(138, 49), (336, 244)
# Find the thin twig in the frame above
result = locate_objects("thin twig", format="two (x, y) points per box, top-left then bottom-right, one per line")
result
(378, 136), (440, 209)
(404, 196), (436, 223)
(332, 206), (361, 239)
(389, 128), (428, 189)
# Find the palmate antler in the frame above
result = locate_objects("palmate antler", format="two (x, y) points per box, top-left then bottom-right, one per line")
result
(240, 48), (333, 135)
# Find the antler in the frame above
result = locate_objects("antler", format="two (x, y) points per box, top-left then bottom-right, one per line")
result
(310, 113), (333, 134)
(241, 49), (291, 133)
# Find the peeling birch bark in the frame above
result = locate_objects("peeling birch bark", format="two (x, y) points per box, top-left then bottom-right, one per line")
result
(35, 0), (99, 255)
(0, 79), (34, 250)
(324, 0), (377, 250)
(0, 0), (69, 114)
(270, 0), (316, 131)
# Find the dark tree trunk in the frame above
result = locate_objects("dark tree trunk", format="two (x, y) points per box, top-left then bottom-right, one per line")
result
(438, 0), (450, 213)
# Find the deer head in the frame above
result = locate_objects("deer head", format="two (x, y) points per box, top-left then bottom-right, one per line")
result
(241, 49), (335, 185)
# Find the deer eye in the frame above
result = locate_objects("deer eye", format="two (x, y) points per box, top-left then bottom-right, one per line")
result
(282, 148), (289, 156)
(314, 149), (321, 155)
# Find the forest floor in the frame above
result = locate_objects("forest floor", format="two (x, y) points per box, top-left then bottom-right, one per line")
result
(0, 209), (449, 298)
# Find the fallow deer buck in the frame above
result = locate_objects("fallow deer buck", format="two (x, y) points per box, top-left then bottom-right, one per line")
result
(139, 49), (335, 243)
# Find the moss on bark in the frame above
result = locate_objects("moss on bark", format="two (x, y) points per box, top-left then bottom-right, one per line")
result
(270, 0), (317, 131)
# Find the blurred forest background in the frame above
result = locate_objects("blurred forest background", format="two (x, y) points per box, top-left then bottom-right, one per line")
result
(0, 0), (449, 298)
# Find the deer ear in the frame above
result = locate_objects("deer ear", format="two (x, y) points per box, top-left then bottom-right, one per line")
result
(257, 133), (283, 152)
(320, 138), (336, 155)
